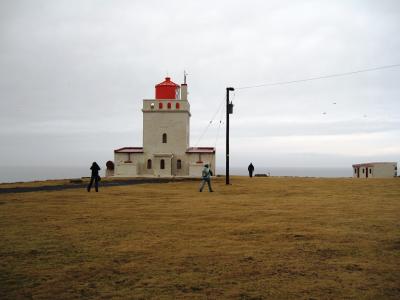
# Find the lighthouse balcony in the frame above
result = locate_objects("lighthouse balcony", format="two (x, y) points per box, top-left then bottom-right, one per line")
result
(142, 99), (190, 114)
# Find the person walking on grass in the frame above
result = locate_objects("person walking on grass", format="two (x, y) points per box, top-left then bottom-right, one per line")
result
(87, 162), (101, 192)
(248, 162), (255, 178)
(199, 164), (214, 192)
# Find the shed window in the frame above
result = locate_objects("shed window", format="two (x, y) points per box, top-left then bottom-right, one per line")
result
(354, 168), (357, 174)
(167, 102), (172, 109)
(160, 159), (165, 170)
(147, 159), (152, 169)
(177, 159), (182, 169)
(362, 168), (365, 173)
(162, 133), (167, 143)
(159, 102), (163, 109)
(176, 102), (180, 109)
(369, 169), (372, 174)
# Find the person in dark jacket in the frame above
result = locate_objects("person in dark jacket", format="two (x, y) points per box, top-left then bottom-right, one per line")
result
(87, 162), (101, 192)
(248, 162), (255, 178)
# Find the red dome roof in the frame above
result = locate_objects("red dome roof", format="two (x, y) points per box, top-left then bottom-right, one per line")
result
(155, 77), (180, 99)
(155, 77), (179, 87)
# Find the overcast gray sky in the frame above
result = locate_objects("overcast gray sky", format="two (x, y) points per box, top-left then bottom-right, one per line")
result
(1, 0), (399, 169)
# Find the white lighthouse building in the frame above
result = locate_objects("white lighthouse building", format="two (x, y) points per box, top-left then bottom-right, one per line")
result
(113, 76), (215, 177)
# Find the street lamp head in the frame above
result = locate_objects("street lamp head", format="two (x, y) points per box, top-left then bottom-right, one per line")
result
(227, 87), (235, 91)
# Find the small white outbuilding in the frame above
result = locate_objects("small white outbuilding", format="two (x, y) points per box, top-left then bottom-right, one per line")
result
(352, 162), (397, 178)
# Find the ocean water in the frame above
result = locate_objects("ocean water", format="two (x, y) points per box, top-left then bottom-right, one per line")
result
(0, 165), (352, 183)
(218, 166), (352, 178)
(0, 166), (93, 184)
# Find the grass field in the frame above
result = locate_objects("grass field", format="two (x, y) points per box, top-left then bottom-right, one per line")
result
(0, 176), (399, 299)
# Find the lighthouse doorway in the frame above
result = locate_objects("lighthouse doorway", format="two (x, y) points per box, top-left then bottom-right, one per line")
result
(154, 154), (173, 177)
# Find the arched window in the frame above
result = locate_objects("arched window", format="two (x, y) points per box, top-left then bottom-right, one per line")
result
(162, 133), (167, 143)
(167, 102), (172, 109)
(177, 159), (182, 169)
(160, 159), (165, 170)
(176, 102), (180, 109)
(147, 159), (152, 169)
(159, 102), (163, 109)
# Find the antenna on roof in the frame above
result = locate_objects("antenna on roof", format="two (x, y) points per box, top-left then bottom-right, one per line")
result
(184, 70), (188, 84)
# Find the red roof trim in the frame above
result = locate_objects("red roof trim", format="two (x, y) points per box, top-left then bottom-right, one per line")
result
(186, 147), (215, 153)
(352, 162), (396, 168)
(114, 147), (143, 153)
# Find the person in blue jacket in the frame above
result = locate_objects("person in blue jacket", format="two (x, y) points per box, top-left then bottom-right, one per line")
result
(199, 164), (214, 192)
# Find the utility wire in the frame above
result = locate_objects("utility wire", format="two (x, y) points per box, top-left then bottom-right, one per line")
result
(195, 63), (400, 146)
(236, 63), (400, 90)
(214, 101), (226, 148)
(194, 97), (225, 147)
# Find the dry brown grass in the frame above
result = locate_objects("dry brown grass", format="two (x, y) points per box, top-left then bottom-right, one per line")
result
(1, 176), (399, 299)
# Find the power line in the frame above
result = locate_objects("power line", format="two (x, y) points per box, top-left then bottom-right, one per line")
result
(236, 63), (400, 90)
(194, 97), (225, 147)
(214, 101), (225, 148)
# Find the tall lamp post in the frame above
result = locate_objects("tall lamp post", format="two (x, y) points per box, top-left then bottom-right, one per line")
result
(226, 87), (234, 185)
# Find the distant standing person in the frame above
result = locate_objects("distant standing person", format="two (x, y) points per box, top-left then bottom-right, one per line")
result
(248, 162), (255, 178)
(87, 162), (101, 192)
(199, 164), (214, 192)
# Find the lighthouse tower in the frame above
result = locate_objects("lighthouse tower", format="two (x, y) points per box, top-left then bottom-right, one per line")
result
(142, 77), (190, 176)
(113, 76), (215, 177)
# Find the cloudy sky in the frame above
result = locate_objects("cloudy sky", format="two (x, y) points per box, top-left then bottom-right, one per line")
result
(1, 0), (399, 170)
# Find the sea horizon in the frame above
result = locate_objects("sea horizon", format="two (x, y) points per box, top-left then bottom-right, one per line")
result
(220, 166), (352, 178)
(0, 165), (353, 184)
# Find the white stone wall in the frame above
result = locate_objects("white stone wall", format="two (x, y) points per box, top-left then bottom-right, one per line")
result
(372, 163), (397, 178)
(105, 169), (114, 177)
(114, 151), (216, 178)
(186, 153), (216, 176)
(189, 164), (204, 177)
(180, 84), (188, 101)
(114, 153), (142, 177)
(352, 167), (358, 178)
(140, 155), (155, 176)
(353, 163), (397, 178)
(154, 156), (172, 177)
(142, 99), (190, 156)
(113, 96), (216, 178)
(115, 164), (137, 177)
(171, 155), (187, 177)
